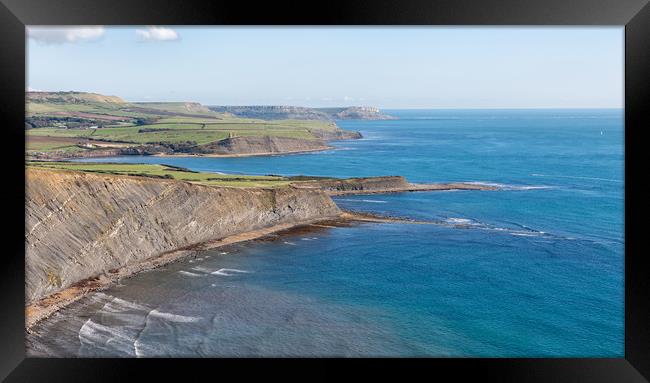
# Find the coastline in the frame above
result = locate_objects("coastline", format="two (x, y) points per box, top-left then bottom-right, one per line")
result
(26, 216), (338, 330)
(151, 145), (335, 158)
(28, 143), (339, 162)
(25, 177), (500, 330)
(25, 210), (435, 330)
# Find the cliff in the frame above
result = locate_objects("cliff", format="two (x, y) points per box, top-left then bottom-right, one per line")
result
(25, 168), (341, 304)
(197, 136), (332, 155)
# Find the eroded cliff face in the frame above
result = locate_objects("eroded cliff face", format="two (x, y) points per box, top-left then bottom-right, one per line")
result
(25, 169), (341, 303)
(198, 136), (331, 155)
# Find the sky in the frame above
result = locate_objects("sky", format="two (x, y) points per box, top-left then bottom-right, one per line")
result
(27, 26), (623, 109)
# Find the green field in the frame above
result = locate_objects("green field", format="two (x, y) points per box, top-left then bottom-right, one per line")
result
(27, 161), (298, 188)
(27, 122), (319, 146)
(26, 93), (345, 155)
(26, 140), (86, 153)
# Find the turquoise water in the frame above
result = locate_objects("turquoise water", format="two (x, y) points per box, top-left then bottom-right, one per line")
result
(34, 109), (623, 357)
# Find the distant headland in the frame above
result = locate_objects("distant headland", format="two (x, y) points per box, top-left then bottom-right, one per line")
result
(208, 105), (396, 121)
(26, 91), (395, 160)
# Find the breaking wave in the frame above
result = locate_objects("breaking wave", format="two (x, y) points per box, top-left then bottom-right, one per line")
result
(211, 268), (251, 276)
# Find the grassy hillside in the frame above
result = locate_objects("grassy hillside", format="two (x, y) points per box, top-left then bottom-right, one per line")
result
(26, 92), (353, 158)
(27, 161), (296, 188)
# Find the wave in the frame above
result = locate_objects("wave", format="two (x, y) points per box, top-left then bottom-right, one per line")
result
(441, 217), (546, 237)
(79, 295), (203, 357)
(102, 295), (149, 312)
(78, 296), (150, 356)
(211, 268), (250, 276)
(531, 174), (623, 183)
(79, 318), (135, 352)
(149, 309), (201, 323)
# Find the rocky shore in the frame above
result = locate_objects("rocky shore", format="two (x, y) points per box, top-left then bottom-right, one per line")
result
(25, 169), (498, 329)
(292, 175), (498, 195)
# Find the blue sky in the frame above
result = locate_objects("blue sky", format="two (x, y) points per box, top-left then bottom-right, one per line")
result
(27, 27), (623, 108)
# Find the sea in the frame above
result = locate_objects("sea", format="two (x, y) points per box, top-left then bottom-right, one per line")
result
(27, 109), (624, 357)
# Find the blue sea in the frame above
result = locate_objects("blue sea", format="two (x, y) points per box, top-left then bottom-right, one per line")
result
(29, 109), (624, 357)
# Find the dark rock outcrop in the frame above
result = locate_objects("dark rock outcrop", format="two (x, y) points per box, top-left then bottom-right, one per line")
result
(295, 176), (410, 192)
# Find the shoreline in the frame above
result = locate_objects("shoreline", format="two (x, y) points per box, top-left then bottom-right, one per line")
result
(27, 145), (336, 162)
(25, 211), (409, 330)
(26, 216), (336, 330)
(151, 145), (335, 158)
(24, 175), (496, 330)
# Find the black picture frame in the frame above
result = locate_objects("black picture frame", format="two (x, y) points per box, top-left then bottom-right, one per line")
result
(1, 0), (648, 381)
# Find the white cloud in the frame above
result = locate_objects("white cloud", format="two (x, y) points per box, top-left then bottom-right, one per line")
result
(136, 27), (179, 42)
(27, 26), (105, 44)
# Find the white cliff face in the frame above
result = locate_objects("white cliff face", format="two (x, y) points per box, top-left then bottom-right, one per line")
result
(25, 169), (341, 303)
